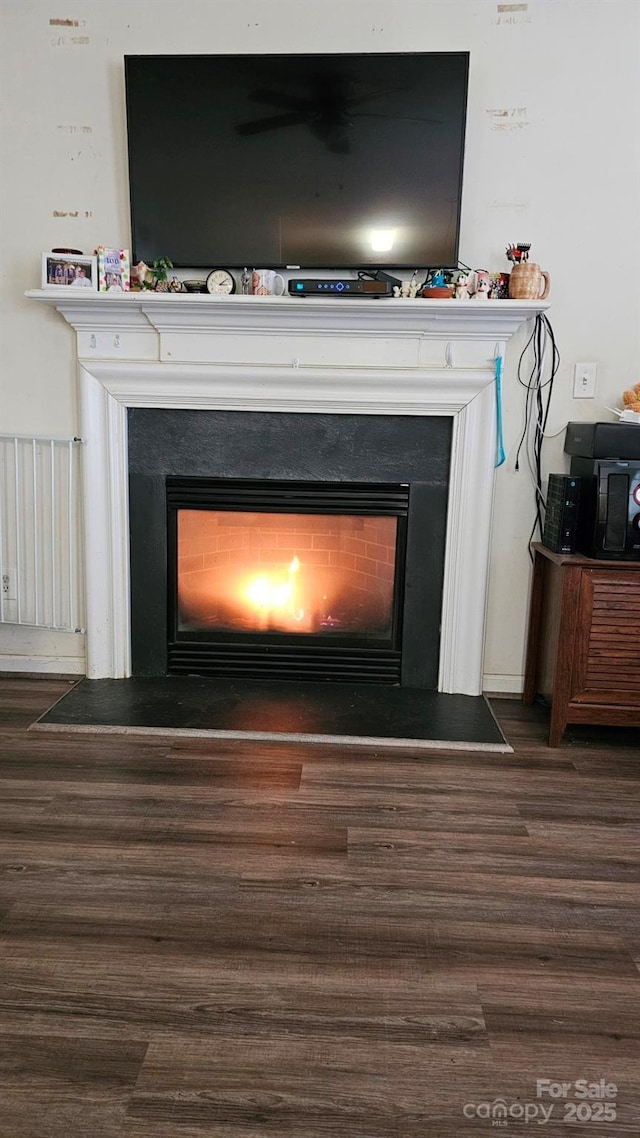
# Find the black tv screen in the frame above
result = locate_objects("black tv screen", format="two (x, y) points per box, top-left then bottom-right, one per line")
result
(124, 52), (469, 270)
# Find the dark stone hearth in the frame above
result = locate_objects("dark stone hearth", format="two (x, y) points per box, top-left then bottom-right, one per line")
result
(35, 678), (508, 750)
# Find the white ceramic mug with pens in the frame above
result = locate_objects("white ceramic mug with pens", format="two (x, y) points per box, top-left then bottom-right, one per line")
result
(251, 270), (286, 296)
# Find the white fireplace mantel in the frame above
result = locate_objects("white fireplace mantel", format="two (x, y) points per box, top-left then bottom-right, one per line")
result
(28, 290), (549, 694)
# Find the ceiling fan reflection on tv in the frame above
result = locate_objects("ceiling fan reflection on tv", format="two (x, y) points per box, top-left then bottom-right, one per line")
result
(235, 82), (441, 154)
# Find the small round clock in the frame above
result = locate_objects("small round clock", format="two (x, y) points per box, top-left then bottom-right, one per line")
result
(205, 268), (236, 296)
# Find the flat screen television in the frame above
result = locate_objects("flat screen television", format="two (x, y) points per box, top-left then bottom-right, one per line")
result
(124, 52), (469, 270)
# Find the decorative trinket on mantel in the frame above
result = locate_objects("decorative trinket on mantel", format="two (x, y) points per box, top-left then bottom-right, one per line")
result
(132, 256), (174, 291)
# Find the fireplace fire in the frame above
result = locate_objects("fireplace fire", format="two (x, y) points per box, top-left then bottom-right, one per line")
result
(176, 510), (397, 637)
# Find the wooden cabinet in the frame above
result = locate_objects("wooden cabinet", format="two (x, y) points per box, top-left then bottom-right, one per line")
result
(523, 543), (640, 745)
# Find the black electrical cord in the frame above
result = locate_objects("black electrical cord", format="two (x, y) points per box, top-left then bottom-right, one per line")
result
(513, 313), (560, 559)
(357, 268), (402, 286)
(358, 263), (469, 289)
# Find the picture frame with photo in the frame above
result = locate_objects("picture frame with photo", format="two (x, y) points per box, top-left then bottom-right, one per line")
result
(42, 253), (97, 290)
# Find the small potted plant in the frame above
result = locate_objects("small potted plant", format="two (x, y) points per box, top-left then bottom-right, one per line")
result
(150, 256), (173, 292)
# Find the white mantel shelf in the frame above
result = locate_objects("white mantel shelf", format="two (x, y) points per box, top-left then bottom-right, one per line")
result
(28, 288), (548, 695)
(27, 289), (548, 341)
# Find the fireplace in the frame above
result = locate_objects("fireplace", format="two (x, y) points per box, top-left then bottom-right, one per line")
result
(28, 290), (547, 699)
(128, 409), (450, 689)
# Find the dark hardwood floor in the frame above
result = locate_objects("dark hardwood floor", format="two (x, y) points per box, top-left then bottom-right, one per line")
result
(0, 676), (639, 1137)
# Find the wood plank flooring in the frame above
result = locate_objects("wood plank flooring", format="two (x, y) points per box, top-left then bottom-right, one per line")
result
(0, 676), (639, 1137)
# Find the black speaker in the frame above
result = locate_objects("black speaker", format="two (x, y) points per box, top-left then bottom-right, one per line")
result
(542, 474), (582, 553)
(565, 421), (640, 460)
(569, 458), (640, 559)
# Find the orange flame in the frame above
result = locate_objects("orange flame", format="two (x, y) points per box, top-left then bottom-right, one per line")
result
(242, 555), (304, 625)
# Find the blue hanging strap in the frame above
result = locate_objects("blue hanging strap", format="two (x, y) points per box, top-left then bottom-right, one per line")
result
(494, 352), (506, 468)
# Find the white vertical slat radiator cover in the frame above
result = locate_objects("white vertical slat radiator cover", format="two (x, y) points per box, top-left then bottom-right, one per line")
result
(0, 435), (84, 633)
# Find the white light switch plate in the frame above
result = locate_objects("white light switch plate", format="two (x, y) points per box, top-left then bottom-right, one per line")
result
(573, 362), (597, 399)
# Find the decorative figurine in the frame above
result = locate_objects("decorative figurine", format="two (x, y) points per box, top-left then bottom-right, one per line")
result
(506, 243), (531, 265)
(241, 266), (251, 295)
(622, 382), (640, 413)
(472, 269), (491, 299)
(454, 273), (470, 300)
(133, 260), (155, 289)
(395, 276), (430, 298)
(490, 271), (510, 300)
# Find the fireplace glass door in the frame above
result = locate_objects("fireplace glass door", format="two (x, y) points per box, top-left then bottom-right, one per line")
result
(167, 479), (408, 682)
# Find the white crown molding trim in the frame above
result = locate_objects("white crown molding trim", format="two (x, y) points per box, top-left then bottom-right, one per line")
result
(89, 361), (493, 415)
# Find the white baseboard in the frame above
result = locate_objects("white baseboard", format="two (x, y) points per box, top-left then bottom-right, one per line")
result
(0, 625), (85, 675)
(0, 654), (86, 674)
(483, 673), (524, 696)
(0, 652), (523, 690)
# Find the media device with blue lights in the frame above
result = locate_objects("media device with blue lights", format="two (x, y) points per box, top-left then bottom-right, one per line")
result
(124, 52), (469, 270)
(288, 277), (394, 296)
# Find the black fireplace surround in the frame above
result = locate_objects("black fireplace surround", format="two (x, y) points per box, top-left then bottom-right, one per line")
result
(128, 409), (452, 689)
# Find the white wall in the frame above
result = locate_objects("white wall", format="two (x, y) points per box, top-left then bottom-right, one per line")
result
(1, 0), (639, 685)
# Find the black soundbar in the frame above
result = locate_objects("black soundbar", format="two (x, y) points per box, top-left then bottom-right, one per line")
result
(288, 278), (394, 297)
